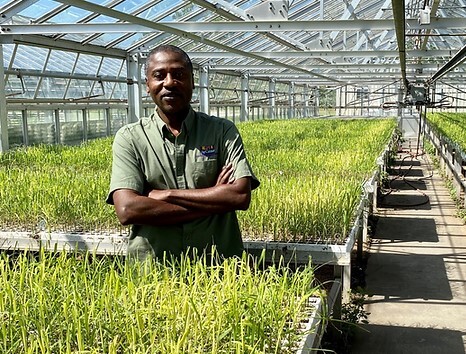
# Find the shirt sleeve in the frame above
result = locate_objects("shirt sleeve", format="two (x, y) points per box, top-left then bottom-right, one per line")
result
(222, 121), (260, 191)
(106, 127), (146, 205)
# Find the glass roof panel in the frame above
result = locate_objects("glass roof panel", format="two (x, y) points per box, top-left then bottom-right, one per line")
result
(20, 76), (39, 99)
(85, 34), (116, 47)
(60, 33), (93, 42)
(238, 0), (262, 11)
(113, 33), (146, 50)
(141, 0), (183, 18)
(0, 0), (12, 7)
(110, 82), (128, 100)
(17, 0), (61, 19)
(2, 44), (13, 68)
(5, 76), (24, 96)
(74, 54), (102, 75)
(45, 6), (93, 23)
(66, 79), (96, 99)
(88, 14), (118, 23)
(13, 45), (49, 70)
(2, 0), (465, 93)
(47, 50), (78, 73)
(36, 77), (68, 99)
(99, 57), (125, 77)
(113, 0), (149, 13)
(135, 3), (164, 20)
(162, 3), (203, 21)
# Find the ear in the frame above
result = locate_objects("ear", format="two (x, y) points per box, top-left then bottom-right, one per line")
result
(145, 78), (150, 93)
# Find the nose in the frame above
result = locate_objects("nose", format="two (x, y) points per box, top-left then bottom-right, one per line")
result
(164, 73), (176, 87)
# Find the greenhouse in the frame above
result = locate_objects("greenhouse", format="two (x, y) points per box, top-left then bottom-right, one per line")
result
(1, 0), (466, 353)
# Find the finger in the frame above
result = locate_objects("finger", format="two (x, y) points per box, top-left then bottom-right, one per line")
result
(217, 164), (234, 184)
(217, 168), (233, 184)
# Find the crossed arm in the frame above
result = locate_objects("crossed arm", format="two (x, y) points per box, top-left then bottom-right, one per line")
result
(112, 164), (252, 227)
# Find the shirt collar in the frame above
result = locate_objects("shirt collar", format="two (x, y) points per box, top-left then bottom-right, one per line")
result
(152, 106), (195, 138)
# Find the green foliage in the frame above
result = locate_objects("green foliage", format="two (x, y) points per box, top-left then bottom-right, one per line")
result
(426, 112), (466, 152)
(341, 289), (370, 326)
(425, 112), (466, 223)
(0, 250), (321, 354)
(238, 118), (397, 243)
(0, 138), (115, 233)
(0, 118), (397, 243)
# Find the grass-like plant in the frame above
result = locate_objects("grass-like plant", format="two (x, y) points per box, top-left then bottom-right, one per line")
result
(0, 118), (396, 244)
(0, 250), (321, 353)
(0, 138), (116, 233)
(238, 118), (397, 243)
(426, 112), (466, 153)
(425, 112), (466, 222)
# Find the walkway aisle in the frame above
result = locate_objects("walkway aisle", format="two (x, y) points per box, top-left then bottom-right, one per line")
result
(351, 143), (466, 354)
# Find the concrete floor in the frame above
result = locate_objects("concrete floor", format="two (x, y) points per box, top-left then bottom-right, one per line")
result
(351, 143), (466, 354)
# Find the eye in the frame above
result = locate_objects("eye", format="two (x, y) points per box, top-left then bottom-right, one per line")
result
(153, 72), (165, 80)
(172, 70), (186, 80)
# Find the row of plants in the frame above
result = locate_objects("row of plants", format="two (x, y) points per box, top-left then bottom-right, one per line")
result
(238, 118), (396, 243)
(426, 112), (466, 155)
(0, 117), (396, 244)
(0, 250), (321, 353)
(0, 138), (116, 233)
(424, 112), (466, 222)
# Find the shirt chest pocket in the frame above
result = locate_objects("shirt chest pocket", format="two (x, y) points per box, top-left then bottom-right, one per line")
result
(192, 157), (218, 188)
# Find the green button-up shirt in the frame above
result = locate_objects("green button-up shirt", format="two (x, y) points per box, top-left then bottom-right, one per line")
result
(107, 107), (259, 260)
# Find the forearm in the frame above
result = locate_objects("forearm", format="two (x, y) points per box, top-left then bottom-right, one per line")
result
(149, 177), (252, 213)
(113, 191), (210, 227)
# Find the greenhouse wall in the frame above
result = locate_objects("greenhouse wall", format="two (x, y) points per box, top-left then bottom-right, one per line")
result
(6, 107), (127, 147)
(5, 103), (301, 147)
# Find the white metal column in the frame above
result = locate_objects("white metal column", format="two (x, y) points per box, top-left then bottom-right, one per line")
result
(199, 65), (209, 114)
(127, 54), (143, 124)
(0, 45), (9, 152)
(303, 84), (310, 117)
(288, 82), (295, 119)
(268, 79), (276, 120)
(240, 73), (249, 122)
(314, 87), (320, 116)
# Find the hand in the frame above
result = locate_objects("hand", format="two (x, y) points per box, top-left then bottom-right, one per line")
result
(216, 163), (234, 185)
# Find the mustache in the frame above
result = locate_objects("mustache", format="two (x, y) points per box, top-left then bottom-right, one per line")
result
(161, 90), (181, 98)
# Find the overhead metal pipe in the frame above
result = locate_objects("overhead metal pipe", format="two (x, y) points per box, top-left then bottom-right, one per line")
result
(429, 44), (466, 84)
(391, 0), (409, 89)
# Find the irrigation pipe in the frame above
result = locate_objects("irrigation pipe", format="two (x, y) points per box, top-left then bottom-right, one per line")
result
(378, 151), (431, 208)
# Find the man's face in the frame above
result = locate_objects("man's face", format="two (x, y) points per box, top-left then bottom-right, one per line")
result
(145, 50), (194, 117)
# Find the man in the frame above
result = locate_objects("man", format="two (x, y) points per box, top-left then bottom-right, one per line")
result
(106, 45), (259, 261)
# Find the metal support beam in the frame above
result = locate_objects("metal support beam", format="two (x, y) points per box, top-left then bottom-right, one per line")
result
(2, 18), (465, 34)
(199, 65), (209, 114)
(127, 54), (142, 124)
(268, 79), (276, 119)
(240, 73), (249, 122)
(304, 84), (310, 117)
(0, 45), (9, 152)
(288, 82), (295, 119)
(0, 0), (39, 24)
(188, 49), (454, 59)
(82, 108), (88, 142)
(314, 87), (320, 116)
(105, 108), (111, 137)
(54, 109), (60, 144)
(391, 0), (409, 89)
(0, 34), (126, 59)
(429, 44), (466, 84)
(22, 109), (28, 146)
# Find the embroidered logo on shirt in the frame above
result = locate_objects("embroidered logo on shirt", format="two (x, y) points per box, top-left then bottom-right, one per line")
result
(200, 145), (217, 157)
